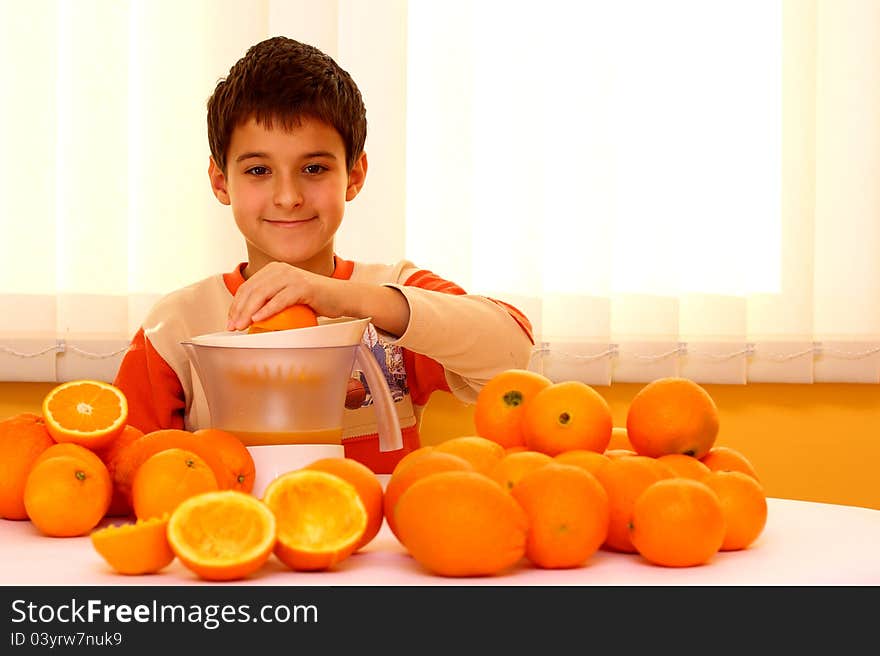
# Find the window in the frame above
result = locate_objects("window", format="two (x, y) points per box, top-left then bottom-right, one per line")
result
(1, 0), (878, 384)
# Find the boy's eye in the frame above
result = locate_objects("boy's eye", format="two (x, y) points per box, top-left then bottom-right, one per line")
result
(303, 164), (326, 175)
(246, 166), (269, 176)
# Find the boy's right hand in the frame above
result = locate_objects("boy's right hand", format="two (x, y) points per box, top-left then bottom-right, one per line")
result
(226, 262), (338, 331)
(226, 261), (410, 338)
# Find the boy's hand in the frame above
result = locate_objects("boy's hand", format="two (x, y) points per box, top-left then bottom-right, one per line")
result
(226, 262), (410, 337)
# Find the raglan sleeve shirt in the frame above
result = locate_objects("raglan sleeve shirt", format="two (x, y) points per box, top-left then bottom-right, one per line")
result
(381, 264), (535, 406)
(113, 257), (535, 438)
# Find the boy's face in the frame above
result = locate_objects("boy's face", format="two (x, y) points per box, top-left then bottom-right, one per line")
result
(208, 116), (366, 276)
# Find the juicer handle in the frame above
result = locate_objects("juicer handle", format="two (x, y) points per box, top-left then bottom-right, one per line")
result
(355, 343), (403, 452)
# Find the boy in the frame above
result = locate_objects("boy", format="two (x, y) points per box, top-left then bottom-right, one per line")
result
(113, 36), (534, 473)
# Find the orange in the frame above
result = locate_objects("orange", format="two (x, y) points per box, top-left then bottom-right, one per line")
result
(167, 490), (277, 581)
(304, 457), (385, 551)
(473, 369), (552, 448)
(434, 436), (505, 475)
(33, 442), (106, 469)
(657, 453), (711, 481)
(31, 443), (113, 518)
(95, 424), (144, 516)
(32, 442), (113, 518)
(390, 445), (435, 477)
(132, 448), (219, 520)
(248, 304), (318, 333)
(505, 446), (529, 454)
(704, 470), (768, 551)
(263, 469), (367, 571)
(41, 379), (128, 450)
(90, 514), (175, 575)
(522, 381), (613, 456)
(511, 463), (609, 569)
(629, 478), (725, 567)
(24, 455), (112, 537)
(625, 377), (719, 459)
(604, 448), (637, 458)
(395, 470), (528, 577)
(553, 449), (610, 476)
(700, 446), (760, 480)
(0, 413), (55, 520)
(647, 457), (678, 479)
(593, 455), (671, 553)
(113, 428), (241, 504)
(112, 428), (193, 504)
(488, 450), (553, 491)
(383, 451), (474, 540)
(607, 426), (634, 451)
(95, 424), (144, 517)
(192, 428), (256, 492)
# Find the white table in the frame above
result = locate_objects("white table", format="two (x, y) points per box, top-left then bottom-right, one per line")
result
(1, 498), (877, 586)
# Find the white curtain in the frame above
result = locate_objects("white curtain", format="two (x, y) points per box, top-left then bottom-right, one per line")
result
(406, 0), (880, 384)
(1, 0), (878, 385)
(0, 0), (408, 382)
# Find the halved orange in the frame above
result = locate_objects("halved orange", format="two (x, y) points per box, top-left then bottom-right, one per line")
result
(248, 304), (318, 333)
(42, 380), (128, 450)
(167, 490), (277, 581)
(91, 514), (175, 575)
(262, 470), (367, 571)
(303, 457), (385, 551)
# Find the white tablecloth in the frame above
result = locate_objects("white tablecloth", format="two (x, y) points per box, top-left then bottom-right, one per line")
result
(1, 498), (877, 586)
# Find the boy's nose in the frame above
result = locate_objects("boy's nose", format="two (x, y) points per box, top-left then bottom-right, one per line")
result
(273, 174), (303, 209)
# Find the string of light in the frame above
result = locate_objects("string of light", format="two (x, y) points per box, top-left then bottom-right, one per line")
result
(4, 340), (878, 363)
(531, 342), (880, 363)
(0, 342), (129, 360)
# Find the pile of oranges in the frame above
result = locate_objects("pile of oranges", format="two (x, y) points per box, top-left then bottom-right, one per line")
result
(0, 377), (387, 580)
(0, 367), (767, 580)
(387, 369), (766, 574)
(0, 380), (259, 532)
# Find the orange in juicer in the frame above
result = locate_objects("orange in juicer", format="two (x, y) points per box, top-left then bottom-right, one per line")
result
(248, 305), (318, 333)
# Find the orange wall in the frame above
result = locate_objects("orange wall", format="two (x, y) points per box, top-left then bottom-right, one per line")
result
(4, 381), (879, 510)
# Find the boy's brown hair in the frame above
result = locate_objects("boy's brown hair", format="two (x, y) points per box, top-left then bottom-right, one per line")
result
(207, 36), (367, 174)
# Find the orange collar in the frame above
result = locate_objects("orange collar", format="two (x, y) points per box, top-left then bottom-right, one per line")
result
(223, 256), (354, 296)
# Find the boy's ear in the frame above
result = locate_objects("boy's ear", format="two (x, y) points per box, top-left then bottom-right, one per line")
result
(345, 152), (368, 202)
(208, 156), (231, 205)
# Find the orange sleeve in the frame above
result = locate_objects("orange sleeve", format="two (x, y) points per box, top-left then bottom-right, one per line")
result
(112, 328), (186, 433)
(401, 269), (534, 405)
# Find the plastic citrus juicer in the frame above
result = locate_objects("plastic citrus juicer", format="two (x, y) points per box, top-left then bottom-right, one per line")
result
(181, 317), (402, 497)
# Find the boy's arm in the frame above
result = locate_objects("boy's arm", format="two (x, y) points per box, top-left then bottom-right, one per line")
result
(223, 259), (534, 402)
(113, 328), (186, 433)
(385, 268), (535, 403)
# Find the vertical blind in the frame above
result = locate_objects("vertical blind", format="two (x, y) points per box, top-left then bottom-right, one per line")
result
(0, 0), (878, 385)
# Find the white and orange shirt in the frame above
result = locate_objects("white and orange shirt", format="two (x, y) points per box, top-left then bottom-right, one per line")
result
(113, 256), (534, 473)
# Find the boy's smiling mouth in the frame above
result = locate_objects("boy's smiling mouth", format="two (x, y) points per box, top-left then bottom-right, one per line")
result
(263, 217), (318, 227)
